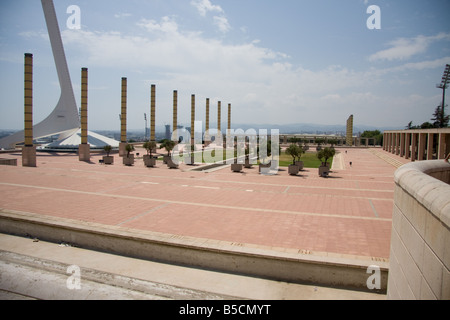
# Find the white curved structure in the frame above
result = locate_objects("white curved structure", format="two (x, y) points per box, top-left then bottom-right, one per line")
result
(40, 129), (119, 150)
(0, 0), (80, 149)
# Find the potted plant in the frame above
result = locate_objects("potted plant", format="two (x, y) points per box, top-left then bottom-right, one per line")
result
(123, 144), (135, 166)
(160, 140), (175, 164)
(285, 144), (300, 175)
(317, 147), (335, 177)
(295, 145), (305, 170)
(258, 139), (271, 173)
(143, 141), (157, 167)
(244, 143), (253, 168)
(103, 145), (114, 165)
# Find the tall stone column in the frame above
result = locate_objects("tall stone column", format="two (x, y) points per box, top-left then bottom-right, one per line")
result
(346, 115), (353, 146)
(404, 133), (411, 159)
(418, 133), (426, 161)
(411, 133), (417, 161)
(400, 133), (405, 157)
(217, 101), (221, 136)
(79, 67), (90, 161)
(438, 133), (446, 159)
(151, 84), (156, 142)
(119, 77), (127, 156)
(191, 94), (195, 146)
(228, 103), (231, 131)
(22, 53), (36, 167)
(427, 133), (434, 160)
(391, 133), (396, 154)
(205, 98), (210, 145)
(172, 90), (178, 142)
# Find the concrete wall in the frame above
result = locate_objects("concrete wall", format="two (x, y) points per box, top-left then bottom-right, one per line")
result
(387, 160), (450, 299)
(0, 209), (387, 293)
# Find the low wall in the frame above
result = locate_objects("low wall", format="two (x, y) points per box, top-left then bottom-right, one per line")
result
(0, 158), (17, 166)
(388, 160), (450, 300)
(0, 209), (387, 293)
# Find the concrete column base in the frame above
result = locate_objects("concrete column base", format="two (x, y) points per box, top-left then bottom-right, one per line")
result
(119, 142), (127, 157)
(78, 144), (91, 162)
(22, 146), (36, 167)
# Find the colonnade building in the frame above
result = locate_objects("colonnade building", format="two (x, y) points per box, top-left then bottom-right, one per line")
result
(383, 128), (450, 161)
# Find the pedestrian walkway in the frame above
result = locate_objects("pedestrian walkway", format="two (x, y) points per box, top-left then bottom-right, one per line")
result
(368, 149), (410, 168)
(0, 148), (395, 259)
(0, 147), (396, 298)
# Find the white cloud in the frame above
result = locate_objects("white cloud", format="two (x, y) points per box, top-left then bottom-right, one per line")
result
(191, 0), (224, 17)
(191, 0), (230, 33)
(58, 17), (388, 127)
(114, 13), (132, 19)
(213, 15), (231, 33)
(369, 33), (450, 62)
(137, 16), (179, 34)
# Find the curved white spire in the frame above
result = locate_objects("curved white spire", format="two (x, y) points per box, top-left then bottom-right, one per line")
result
(0, 0), (80, 149)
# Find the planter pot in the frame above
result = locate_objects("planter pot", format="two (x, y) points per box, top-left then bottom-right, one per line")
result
(244, 158), (253, 168)
(295, 161), (304, 170)
(231, 163), (243, 172)
(319, 166), (329, 177)
(143, 155), (156, 167)
(103, 156), (114, 165)
(123, 154), (135, 166)
(288, 164), (300, 176)
(258, 162), (270, 173)
(167, 158), (179, 169)
(163, 155), (170, 164)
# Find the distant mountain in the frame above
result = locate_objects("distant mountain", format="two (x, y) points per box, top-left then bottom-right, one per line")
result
(228, 123), (402, 135)
(1, 122), (403, 140)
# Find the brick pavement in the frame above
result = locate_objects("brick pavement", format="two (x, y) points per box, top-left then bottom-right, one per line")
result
(0, 148), (401, 261)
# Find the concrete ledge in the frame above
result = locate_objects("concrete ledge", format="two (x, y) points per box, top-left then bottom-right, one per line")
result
(0, 209), (387, 293)
(388, 160), (450, 300)
(0, 158), (17, 166)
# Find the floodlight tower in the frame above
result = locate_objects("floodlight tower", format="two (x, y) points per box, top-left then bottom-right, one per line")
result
(437, 64), (450, 116)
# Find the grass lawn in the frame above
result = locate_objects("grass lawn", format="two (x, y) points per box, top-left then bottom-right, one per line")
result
(155, 150), (333, 168)
(278, 151), (333, 168)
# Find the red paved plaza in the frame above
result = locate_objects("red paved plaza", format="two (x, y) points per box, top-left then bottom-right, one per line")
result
(0, 148), (407, 261)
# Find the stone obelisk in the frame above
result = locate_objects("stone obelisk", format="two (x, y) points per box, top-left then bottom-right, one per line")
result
(172, 90), (178, 142)
(151, 84), (156, 142)
(78, 67), (90, 161)
(205, 98), (210, 145)
(22, 53), (36, 167)
(217, 101), (222, 138)
(119, 77), (127, 156)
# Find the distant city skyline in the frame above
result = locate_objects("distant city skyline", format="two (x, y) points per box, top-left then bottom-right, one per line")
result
(0, 0), (449, 131)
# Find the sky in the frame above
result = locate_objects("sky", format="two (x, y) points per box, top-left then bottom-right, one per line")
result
(0, 0), (449, 131)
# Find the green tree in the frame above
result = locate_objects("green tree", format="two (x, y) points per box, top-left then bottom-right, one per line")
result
(431, 105), (449, 128)
(143, 141), (157, 157)
(361, 130), (383, 145)
(285, 144), (300, 165)
(125, 144), (135, 158)
(160, 139), (176, 157)
(103, 145), (112, 157)
(316, 147), (335, 166)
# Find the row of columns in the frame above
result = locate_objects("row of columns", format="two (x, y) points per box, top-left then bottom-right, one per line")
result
(383, 130), (450, 161)
(119, 79), (232, 152)
(279, 135), (377, 146)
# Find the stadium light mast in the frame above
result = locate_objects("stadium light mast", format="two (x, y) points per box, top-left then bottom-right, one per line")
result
(437, 64), (450, 116)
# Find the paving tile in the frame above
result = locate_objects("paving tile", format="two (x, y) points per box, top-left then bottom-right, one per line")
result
(0, 148), (400, 260)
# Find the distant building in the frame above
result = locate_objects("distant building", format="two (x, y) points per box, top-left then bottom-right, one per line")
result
(165, 125), (171, 140)
(346, 115), (354, 146)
